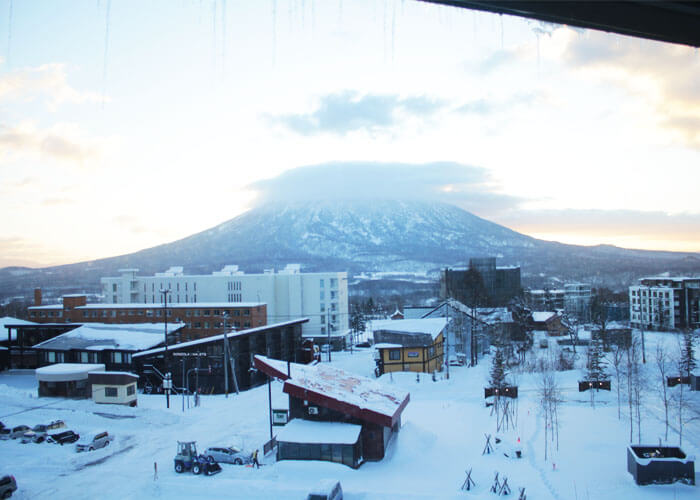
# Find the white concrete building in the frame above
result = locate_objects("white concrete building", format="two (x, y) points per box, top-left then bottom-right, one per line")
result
(101, 264), (348, 337)
(629, 277), (700, 330)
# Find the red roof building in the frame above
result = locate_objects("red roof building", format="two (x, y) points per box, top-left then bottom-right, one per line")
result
(254, 355), (410, 464)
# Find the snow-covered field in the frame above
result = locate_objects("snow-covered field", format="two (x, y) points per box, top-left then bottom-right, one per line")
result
(0, 331), (697, 499)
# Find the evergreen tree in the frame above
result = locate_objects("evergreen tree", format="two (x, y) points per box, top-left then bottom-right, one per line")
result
(680, 330), (697, 379)
(586, 337), (607, 382)
(490, 346), (507, 389)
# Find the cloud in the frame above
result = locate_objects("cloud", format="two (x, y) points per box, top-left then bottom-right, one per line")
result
(562, 31), (700, 149)
(494, 208), (700, 250)
(0, 123), (98, 163)
(112, 215), (150, 234)
(247, 161), (523, 217)
(0, 63), (103, 110)
(455, 91), (543, 115)
(273, 91), (444, 135)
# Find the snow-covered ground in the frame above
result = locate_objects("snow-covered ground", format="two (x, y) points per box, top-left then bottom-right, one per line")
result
(0, 331), (698, 499)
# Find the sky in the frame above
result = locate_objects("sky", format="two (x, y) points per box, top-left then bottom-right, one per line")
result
(1, 0), (699, 268)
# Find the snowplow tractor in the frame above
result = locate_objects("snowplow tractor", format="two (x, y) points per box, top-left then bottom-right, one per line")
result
(174, 441), (222, 476)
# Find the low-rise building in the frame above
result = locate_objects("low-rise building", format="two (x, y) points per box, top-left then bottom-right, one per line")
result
(531, 311), (567, 336)
(254, 355), (409, 467)
(371, 318), (447, 376)
(88, 371), (139, 406)
(35, 363), (105, 398)
(32, 322), (183, 371)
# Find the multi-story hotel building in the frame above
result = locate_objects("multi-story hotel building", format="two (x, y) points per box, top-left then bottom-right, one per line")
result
(629, 277), (700, 330)
(100, 264), (349, 337)
(28, 292), (266, 341)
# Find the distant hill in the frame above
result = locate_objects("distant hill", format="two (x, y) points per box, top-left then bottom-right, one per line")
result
(1, 200), (698, 299)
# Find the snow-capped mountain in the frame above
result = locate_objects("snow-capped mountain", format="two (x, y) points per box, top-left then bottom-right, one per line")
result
(1, 200), (698, 297)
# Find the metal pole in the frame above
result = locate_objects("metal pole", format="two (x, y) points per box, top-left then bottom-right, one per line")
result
(160, 288), (171, 409)
(327, 313), (331, 362)
(223, 312), (229, 397)
(182, 358), (185, 412)
(268, 375), (273, 440)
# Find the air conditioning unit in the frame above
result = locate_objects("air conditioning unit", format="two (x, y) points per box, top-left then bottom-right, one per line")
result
(308, 406), (319, 415)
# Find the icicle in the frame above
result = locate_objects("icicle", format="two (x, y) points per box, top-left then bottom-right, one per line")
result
(272, 0), (277, 66)
(500, 14), (504, 49)
(221, 0), (226, 77)
(6, 0), (13, 68)
(211, 0), (217, 77)
(102, 0), (111, 108)
(391, 1), (396, 64)
(383, 0), (387, 64)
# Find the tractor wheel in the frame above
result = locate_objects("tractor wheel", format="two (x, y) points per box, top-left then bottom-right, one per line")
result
(175, 462), (184, 473)
(193, 464), (201, 475)
(234, 458), (242, 465)
(89, 446), (95, 452)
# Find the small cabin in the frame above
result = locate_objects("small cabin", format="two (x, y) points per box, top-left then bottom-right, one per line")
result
(35, 363), (105, 398)
(88, 371), (139, 406)
(627, 445), (695, 485)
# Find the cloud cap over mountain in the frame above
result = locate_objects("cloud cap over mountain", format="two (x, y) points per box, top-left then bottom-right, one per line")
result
(247, 161), (522, 218)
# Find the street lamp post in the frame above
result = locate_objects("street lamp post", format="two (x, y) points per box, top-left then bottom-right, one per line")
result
(222, 311), (229, 398)
(159, 288), (171, 408)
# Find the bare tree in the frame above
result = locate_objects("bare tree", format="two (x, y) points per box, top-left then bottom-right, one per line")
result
(655, 343), (670, 441)
(608, 344), (625, 420)
(624, 336), (642, 442)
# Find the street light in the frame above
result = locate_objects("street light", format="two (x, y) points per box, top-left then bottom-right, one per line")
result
(159, 288), (172, 408)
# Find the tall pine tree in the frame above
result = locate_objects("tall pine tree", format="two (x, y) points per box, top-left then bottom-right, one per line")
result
(680, 330), (697, 379)
(490, 346), (507, 389)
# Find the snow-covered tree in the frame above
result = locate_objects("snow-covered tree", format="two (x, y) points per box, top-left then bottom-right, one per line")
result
(679, 329), (696, 380)
(490, 345), (507, 389)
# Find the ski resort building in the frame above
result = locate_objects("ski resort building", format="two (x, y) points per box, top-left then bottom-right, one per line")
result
(100, 265), (348, 338)
(371, 318), (447, 376)
(440, 257), (521, 307)
(32, 322), (183, 372)
(629, 277), (700, 330)
(28, 292), (266, 341)
(254, 355), (410, 468)
(133, 319), (308, 394)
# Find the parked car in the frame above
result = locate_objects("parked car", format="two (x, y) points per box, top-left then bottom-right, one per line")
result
(307, 480), (343, 500)
(0, 428), (10, 440)
(0, 475), (17, 499)
(76, 432), (111, 452)
(355, 341), (371, 349)
(20, 431), (46, 444)
(204, 446), (251, 465)
(47, 430), (80, 445)
(9, 426), (30, 440)
(47, 420), (65, 430)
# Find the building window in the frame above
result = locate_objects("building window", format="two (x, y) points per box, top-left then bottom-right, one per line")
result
(105, 387), (118, 397)
(113, 352), (123, 364)
(320, 315), (325, 324)
(112, 284), (117, 292)
(204, 322), (209, 329)
(126, 384), (135, 396)
(389, 350), (400, 361)
(80, 352), (88, 363)
(320, 291), (325, 300)
(320, 303), (325, 312)
(407, 351), (419, 358)
(330, 278), (337, 288)
(244, 309), (250, 316)
(320, 279), (324, 288)
(48, 351), (55, 363)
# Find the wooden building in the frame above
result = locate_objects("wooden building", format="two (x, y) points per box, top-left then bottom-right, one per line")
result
(371, 318), (447, 376)
(133, 319), (307, 394)
(254, 355), (410, 467)
(32, 322), (182, 372)
(531, 312), (567, 336)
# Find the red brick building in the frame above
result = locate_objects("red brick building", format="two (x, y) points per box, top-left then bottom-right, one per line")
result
(28, 291), (266, 341)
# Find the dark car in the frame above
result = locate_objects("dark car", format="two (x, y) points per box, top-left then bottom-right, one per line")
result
(307, 480), (343, 500)
(47, 430), (80, 445)
(0, 428), (10, 440)
(0, 475), (17, 499)
(9, 426), (30, 440)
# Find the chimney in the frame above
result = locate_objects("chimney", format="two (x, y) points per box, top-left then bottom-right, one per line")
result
(34, 288), (42, 306)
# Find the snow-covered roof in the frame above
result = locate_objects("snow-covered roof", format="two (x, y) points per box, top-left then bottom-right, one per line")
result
(475, 308), (513, 324)
(302, 328), (350, 339)
(1, 316), (37, 340)
(30, 301), (265, 310)
(374, 343), (403, 349)
(28, 305), (63, 310)
(532, 312), (556, 323)
(32, 322), (184, 352)
(133, 318), (309, 358)
(254, 355), (409, 428)
(35, 363), (105, 382)
(276, 419), (361, 445)
(370, 318), (448, 340)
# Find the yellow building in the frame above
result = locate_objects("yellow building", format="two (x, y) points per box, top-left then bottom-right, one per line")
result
(372, 318), (448, 376)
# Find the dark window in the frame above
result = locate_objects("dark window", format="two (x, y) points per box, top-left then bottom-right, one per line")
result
(105, 387), (118, 397)
(126, 384), (135, 396)
(389, 350), (400, 361)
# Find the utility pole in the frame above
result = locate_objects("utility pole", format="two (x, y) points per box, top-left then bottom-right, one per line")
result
(223, 311), (229, 397)
(445, 302), (450, 380)
(327, 312), (332, 362)
(159, 288), (171, 409)
(634, 304), (646, 364)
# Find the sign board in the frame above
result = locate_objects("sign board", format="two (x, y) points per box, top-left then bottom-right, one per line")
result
(272, 409), (289, 426)
(172, 352), (207, 357)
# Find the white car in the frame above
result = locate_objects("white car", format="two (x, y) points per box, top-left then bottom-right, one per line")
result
(76, 431), (111, 452)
